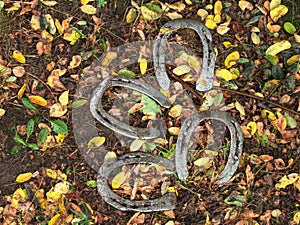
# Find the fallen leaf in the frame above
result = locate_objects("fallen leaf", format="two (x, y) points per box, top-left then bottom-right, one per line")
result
(126, 8), (137, 23)
(275, 173), (299, 189)
(80, 4), (97, 14)
(40, 0), (58, 6)
(265, 40), (291, 56)
(194, 157), (211, 167)
(293, 211), (300, 224)
(261, 109), (277, 121)
(69, 55), (82, 68)
(187, 55), (201, 72)
(141, 3), (162, 21)
(246, 122), (257, 135)
(239, 0), (253, 11)
(251, 32), (260, 45)
(168, 127), (180, 135)
(17, 83), (27, 99)
(164, 210), (175, 219)
(167, 12), (182, 20)
(224, 51), (240, 68)
(217, 24), (230, 35)
(235, 100), (245, 116)
(59, 90), (69, 106)
(205, 16), (217, 29)
(270, 0), (281, 10)
(56, 133), (67, 143)
(44, 14), (56, 34)
(270, 4), (288, 22)
(139, 58), (147, 75)
(55, 19), (64, 34)
(214, 1), (222, 15)
(46, 168), (57, 179)
(286, 54), (300, 65)
(173, 65), (191, 75)
(217, 68), (238, 81)
(112, 171), (128, 189)
(16, 172), (33, 183)
(63, 28), (82, 45)
(13, 66), (25, 77)
(30, 15), (41, 31)
(168, 104), (182, 118)
(29, 95), (48, 107)
(13, 50), (26, 64)
(0, 108), (5, 117)
(197, 9), (208, 21)
(102, 51), (117, 67)
(80, 0), (93, 4)
(130, 139), (146, 152)
(104, 151), (117, 161)
(284, 22), (296, 34)
(88, 136), (105, 149)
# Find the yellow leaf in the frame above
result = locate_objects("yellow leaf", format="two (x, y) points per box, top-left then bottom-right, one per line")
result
(112, 171), (128, 189)
(246, 122), (257, 135)
(46, 168), (57, 179)
(197, 9), (208, 21)
(173, 65), (191, 75)
(18, 83), (27, 99)
(56, 134), (67, 143)
(104, 151), (117, 161)
(275, 173), (299, 189)
(46, 190), (61, 202)
(5, 2), (21, 11)
(224, 51), (240, 68)
(214, 1), (222, 15)
(267, 23), (281, 33)
(270, 0), (281, 10)
(185, 0), (192, 5)
(168, 127), (180, 135)
(48, 214), (61, 225)
(139, 58), (147, 75)
(294, 211), (300, 224)
(239, 0), (252, 11)
(217, 69), (238, 81)
(50, 103), (67, 117)
(30, 15), (41, 31)
(265, 40), (291, 56)
(287, 54), (300, 65)
(88, 136), (105, 149)
(168, 104), (182, 118)
(217, 24), (230, 35)
(80, 0), (93, 5)
(63, 28), (81, 45)
(54, 181), (70, 194)
(141, 3), (162, 21)
(0, 108), (5, 117)
(29, 95), (48, 107)
(69, 55), (82, 68)
(16, 172), (33, 183)
(165, 2), (186, 12)
(130, 139), (146, 152)
(187, 55), (201, 72)
(235, 100), (245, 116)
(13, 50), (26, 64)
(214, 14), (221, 24)
(80, 4), (97, 15)
(59, 90), (69, 106)
(223, 41), (233, 48)
(167, 12), (182, 20)
(55, 19), (64, 34)
(270, 5), (288, 22)
(251, 32), (260, 45)
(261, 109), (277, 121)
(205, 17), (217, 29)
(194, 157), (211, 167)
(40, 0), (58, 6)
(102, 52), (117, 67)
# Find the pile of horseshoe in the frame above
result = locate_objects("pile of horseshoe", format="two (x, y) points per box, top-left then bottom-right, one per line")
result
(77, 19), (243, 212)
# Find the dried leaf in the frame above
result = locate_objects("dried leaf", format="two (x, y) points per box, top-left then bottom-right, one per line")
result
(293, 211), (300, 224)
(251, 32), (260, 45)
(49, 103), (66, 118)
(217, 24), (230, 35)
(284, 112), (297, 129)
(80, 0), (93, 4)
(197, 9), (208, 21)
(139, 58), (147, 75)
(235, 100), (245, 116)
(0, 108), (5, 117)
(246, 165), (254, 187)
(224, 51), (240, 68)
(59, 90), (69, 106)
(63, 28), (81, 45)
(130, 139), (146, 152)
(167, 12), (182, 20)
(270, 0), (281, 10)
(13, 66), (25, 77)
(187, 55), (201, 72)
(69, 55), (82, 68)
(55, 19), (64, 34)
(13, 50), (26, 64)
(112, 171), (128, 189)
(104, 151), (117, 161)
(173, 65), (191, 75)
(44, 14), (56, 34)
(286, 54), (300, 65)
(30, 15), (41, 31)
(194, 157), (211, 167)
(80, 4), (97, 14)
(88, 136), (105, 149)
(28, 95), (48, 107)
(46, 168), (57, 179)
(102, 52), (117, 67)
(261, 109), (277, 121)
(126, 8), (137, 23)
(275, 173), (299, 189)
(270, 5), (288, 22)
(246, 122), (257, 135)
(18, 83), (27, 99)
(141, 3), (162, 21)
(16, 172), (33, 183)
(40, 0), (58, 6)
(265, 40), (291, 56)
(168, 127), (180, 135)
(239, 0), (253, 11)
(168, 104), (182, 118)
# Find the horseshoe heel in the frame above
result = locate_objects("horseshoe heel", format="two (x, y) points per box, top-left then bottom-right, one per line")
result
(97, 153), (176, 212)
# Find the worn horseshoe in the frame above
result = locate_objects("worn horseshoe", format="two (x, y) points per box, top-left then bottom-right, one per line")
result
(175, 111), (243, 186)
(97, 153), (177, 212)
(153, 19), (216, 92)
(90, 76), (171, 139)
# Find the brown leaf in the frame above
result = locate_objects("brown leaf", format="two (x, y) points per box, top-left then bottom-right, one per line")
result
(13, 66), (25, 77)
(246, 165), (254, 187)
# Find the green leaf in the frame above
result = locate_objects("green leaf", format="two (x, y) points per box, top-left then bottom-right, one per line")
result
(37, 128), (49, 144)
(27, 143), (40, 150)
(213, 93), (223, 106)
(21, 97), (38, 112)
(26, 119), (35, 142)
(117, 69), (136, 78)
(265, 55), (277, 65)
(5, 76), (17, 82)
(284, 112), (297, 129)
(0, 1), (4, 11)
(284, 22), (296, 34)
(13, 128), (27, 146)
(97, 0), (107, 8)
(141, 3), (162, 21)
(224, 195), (247, 207)
(140, 94), (161, 119)
(86, 180), (97, 188)
(237, 58), (250, 64)
(11, 145), (24, 154)
(50, 119), (68, 134)
(68, 99), (87, 109)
